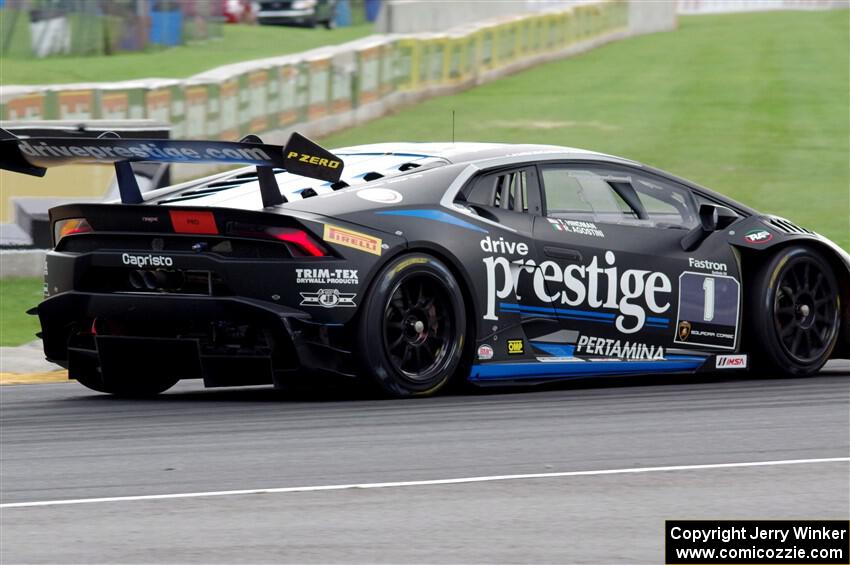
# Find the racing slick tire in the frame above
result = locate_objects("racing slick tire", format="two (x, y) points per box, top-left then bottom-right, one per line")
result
(747, 245), (841, 377)
(75, 373), (179, 397)
(357, 253), (467, 397)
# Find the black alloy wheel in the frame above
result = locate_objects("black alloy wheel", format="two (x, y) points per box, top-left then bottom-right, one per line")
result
(748, 245), (841, 376)
(358, 253), (467, 397)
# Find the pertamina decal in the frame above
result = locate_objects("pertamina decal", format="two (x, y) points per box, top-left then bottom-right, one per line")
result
(323, 224), (382, 256)
(576, 336), (664, 361)
(300, 289), (356, 308)
(507, 339), (524, 355)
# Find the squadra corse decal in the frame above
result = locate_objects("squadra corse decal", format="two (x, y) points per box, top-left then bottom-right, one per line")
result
(480, 236), (672, 334)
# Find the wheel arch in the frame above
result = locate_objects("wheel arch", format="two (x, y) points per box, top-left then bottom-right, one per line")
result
(736, 238), (850, 360)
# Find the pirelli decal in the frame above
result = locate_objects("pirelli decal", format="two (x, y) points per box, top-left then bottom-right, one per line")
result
(323, 224), (382, 256)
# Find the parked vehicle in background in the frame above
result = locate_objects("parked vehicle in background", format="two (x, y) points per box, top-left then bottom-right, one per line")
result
(256, 0), (338, 28)
(223, 0), (255, 23)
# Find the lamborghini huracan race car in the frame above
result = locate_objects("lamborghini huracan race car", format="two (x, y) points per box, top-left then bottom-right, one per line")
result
(2, 130), (848, 397)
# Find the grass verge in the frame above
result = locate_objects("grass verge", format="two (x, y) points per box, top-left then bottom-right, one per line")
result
(321, 11), (849, 249)
(0, 277), (41, 346)
(1, 23), (374, 84)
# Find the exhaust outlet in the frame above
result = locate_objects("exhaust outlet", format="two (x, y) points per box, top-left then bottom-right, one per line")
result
(128, 270), (145, 289)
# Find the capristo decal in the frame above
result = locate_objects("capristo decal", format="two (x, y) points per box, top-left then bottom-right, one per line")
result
(576, 336), (664, 360)
(477, 344), (494, 360)
(300, 289), (356, 308)
(744, 229), (773, 244)
(121, 253), (173, 267)
(323, 224), (382, 256)
(356, 188), (402, 204)
(480, 236), (672, 334)
(547, 218), (604, 238)
(296, 268), (358, 285)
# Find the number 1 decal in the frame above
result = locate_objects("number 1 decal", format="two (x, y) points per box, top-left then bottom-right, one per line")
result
(702, 277), (715, 322)
(674, 271), (740, 349)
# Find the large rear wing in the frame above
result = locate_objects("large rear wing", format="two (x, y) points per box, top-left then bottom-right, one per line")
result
(0, 129), (343, 208)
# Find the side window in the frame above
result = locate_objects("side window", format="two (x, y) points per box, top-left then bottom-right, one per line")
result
(464, 168), (540, 214)
(541, 167), (636, 224)
(541, 165), (698, 228)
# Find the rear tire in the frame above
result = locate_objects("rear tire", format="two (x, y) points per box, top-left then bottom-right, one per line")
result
(75, 373), (179, 397)
(357, 253), (467, 397)
(747, 245), (840, 376)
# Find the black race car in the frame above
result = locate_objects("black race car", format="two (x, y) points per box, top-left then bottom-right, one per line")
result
(2, 130), (848, 397)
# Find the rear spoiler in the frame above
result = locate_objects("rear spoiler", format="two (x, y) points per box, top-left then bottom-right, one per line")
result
(0, 128), (343, 208)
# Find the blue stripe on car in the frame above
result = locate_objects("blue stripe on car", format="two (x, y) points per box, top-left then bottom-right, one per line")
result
(376, 209), (489, 233)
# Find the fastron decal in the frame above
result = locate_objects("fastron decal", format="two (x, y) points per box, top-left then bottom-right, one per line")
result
(687, 258), (727, 273)
(296, 268), (358, 285)
(480, 236), (672, 334)
(576, 336), (664, 361)
(716, 354), (747, 369)
(121, 253), (173, 267)
(300, 289), (356, 308)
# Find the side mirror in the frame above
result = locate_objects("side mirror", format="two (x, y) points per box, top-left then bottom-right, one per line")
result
(681, 204), (739, 251)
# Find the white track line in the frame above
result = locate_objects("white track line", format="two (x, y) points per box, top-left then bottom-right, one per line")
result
(2, 457), (847, 509)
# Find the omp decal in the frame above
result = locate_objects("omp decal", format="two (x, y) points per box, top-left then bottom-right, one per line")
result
(687, 258), (727, 273)
(674, 272), (740, 350)
(481, 240), (672, 334)
(121, 253), (173, 267)
(507, 339), (524, 355)
(716, 354), (747, 369)
(547, 218), (604, 238)
(377, 210), (489, 234)
(744, 229), (773, 244)
(477, 344), (494, 360)
(323, 225), (382, 255)
(295, 268), (358, 285)
(469, 357), (704, 380)
(300, 289), (356, 308)
(357, 188), (402, 204)
(576, 336), (664, 361)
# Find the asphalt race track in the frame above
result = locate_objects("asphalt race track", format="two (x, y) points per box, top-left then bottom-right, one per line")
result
(2, 361), (848, 564)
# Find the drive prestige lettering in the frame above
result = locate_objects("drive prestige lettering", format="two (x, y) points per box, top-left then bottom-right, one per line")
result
(121, 253), (173, 267)
(481, 236), (672, 333)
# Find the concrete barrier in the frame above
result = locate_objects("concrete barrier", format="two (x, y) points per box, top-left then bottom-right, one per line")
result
(0, 249), (46, 279)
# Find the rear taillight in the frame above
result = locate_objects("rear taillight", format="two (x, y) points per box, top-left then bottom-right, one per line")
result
(54, 218), (92, 244)
(265, 227), (326, 257)
(226, 223), (328, 257)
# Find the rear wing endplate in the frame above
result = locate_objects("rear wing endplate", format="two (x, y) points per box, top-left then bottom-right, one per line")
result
(0, 129), (343, 208)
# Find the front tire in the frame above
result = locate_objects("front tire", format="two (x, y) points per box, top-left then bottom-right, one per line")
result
(747, 245), (840, 376)
(357, 253), (467, 397)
